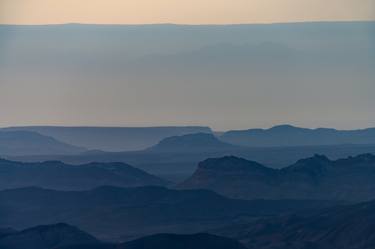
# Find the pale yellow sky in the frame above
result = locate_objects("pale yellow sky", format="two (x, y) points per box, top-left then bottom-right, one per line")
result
(0, 0), (374, 25)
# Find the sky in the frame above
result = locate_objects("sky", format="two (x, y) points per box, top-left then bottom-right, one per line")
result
(0, 0), (374, 25)
(0, 1), (374, 131)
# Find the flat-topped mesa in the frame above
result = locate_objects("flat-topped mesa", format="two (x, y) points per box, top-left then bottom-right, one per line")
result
(147, 133), (239, 152)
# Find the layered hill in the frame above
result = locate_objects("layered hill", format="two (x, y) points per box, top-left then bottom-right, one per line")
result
(0, 186), (337, 241)
(12, 143), (375, 184)
(180, 154), (375, 201)
(221, 125), (375, 147)
(2, 126), (212, 151)
(0, 159), (167, 190)
(147, 133), (239, 152)
(214, 200), (375, 249)
(4, 198), (375, 249)
(0, 131), (85, 156)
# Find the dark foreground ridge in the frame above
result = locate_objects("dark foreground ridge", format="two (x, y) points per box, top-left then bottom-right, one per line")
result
(0, 223), (99, 249)
(214, 199), (375, 249)
(0, 223), (247, 249)
(0, 186), (338, 241)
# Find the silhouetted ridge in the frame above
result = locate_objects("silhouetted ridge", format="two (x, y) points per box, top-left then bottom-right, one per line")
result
(335, 153), (375, 165)
(181, 154), (375, 201)
(3, 126), (212, 151)
(284, 154), (331, 173)
(198, 156), (272, 173)
(0, 158), (167, 190)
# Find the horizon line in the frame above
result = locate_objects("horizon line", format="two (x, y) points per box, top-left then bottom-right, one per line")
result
(2, 124), (375, 132)
(1, 19), (374, 27)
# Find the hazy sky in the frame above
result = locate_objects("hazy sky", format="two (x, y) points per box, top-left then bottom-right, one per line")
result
(0, 0), (374, 24)
(1, 22), (374, 130)
(0, 2), (374, 131)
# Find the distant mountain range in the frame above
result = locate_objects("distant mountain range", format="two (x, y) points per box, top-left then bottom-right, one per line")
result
(180, 154), (375, 201)
(2, 126), (212, 151)
(147, 133), (239, 152)
(0, 186), (337, 241)
(4, 125), (375, 182)
(0, 159), (167, 190)
(213, 199), (375, 249)
(5, 125), (375, 153)
(0, 131), (85, 156)
(220, 125), (375, 147)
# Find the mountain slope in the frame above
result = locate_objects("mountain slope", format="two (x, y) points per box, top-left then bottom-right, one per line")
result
(213, 200), (375, 249)
(0, 223), (99, 249)
(221, 125), (375, 147)
(180, 154), (375, 201)
(0, 186), (338, 241)
(147, 133), (239, 152)
(0, 159), (167, 190)
(0, 131), (85, 156)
